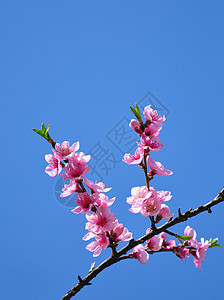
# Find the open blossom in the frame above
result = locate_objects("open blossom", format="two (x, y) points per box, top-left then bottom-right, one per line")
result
(157, 190), (172, 202)
(54, 141), (80, 160)
(140, 193), (161, 217)
(143, 105), (166, 126)
(85, 233), (109, 257)
(71, 192), (96, 214)
(118, 227), (133, 242)
(86, 206), (116, 234)
(146, 229), (163, 251)
(127, 186), (167, 216)
(145, 124), (162, 137)
(156, 204), (174, 223)
(61, 152), (90, 181)
(131, 244), (149, 264)
(127, 186), (150, 205)
(127, 186), (152, 213)
(60, 181), (79, 197)
(45, 153), (63, 177)
(139, 134), (164, 152)
(83, 177), (111, 193)
(147, 157), (173, 176)
(193, 240), (210, 269)
(83, 219), (132, 255)
(123, 147), (144, 165)
(92, 193), (115, 207)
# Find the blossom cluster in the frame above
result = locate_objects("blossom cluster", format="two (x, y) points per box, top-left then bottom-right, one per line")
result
(173, 225), (210, 269)
(124, 105), (173, 222)
(130, 230), (175, 264)
(124, 105), (212, 269)
(44, 141), (132, 257)
(130, 226), (210, 269)
(41, 104), (217, 269)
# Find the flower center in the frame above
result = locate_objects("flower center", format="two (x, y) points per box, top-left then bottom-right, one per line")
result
(146, 204), (155, 212)
(62, 148), (70, 156)
(97, 217), (107, 227)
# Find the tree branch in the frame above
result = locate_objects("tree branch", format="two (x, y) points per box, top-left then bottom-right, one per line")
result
(61, 187), (224, 300)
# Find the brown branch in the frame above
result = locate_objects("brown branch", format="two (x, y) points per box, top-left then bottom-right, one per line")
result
(143, 155), (150, 190)
(147, 248), (174, 255)
(106, 232), (118, 256)
(61, 187), (224, 300)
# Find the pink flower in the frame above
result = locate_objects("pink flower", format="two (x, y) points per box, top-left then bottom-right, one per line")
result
(60, 181), (79, 197)
(127, 186), (151, 214)
(156, 204), (174, 223)
(174, 226), (209, 268)
(71, 192), (95, 214)
(86, 206), (116, 234)
(127, 186), (150, 205)
(193, 241), (209, 269)
(160, 232), (176, 249)
(157, 190), (172, 202)
(174, 245), (190, 261)
(61, 152), (90, 181)
(54, 141), (79, 160)
(140, 193), (161, 217)
(118, 227), (133, 242)
(83, 177), (111, 193)
(45, 153), (63, 177)
(93, 193), (115, 207)
(139, 134), (164, 152)
(184, 225), (198, 249)
(123, 147), (144, 165)
(131, 244), (149, 264)
(82, 231), (95, 241)
(129, 119), (142, 134)
(184, 225), (197, 240)
(110, 221), (133, 243)
(86, 233), (109, 257)
(127, 187), (165, 216)
(146, 229), (163, 251)
(143, 105), (166, 126)
(145, 124), (162, 137)
(147, 157), (173, 176)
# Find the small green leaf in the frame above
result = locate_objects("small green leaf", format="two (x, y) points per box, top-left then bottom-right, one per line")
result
(130, 104), (143, 123)
(176, 234), (193, 243)
(135, 103), (141, 116)
(208, 238), (221, 248)
(41, 123), (46, 131)
(32, 123), (51, 142)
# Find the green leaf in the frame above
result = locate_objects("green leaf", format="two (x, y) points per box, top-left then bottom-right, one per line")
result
(208, 238), (221, 248)
(135, 103), (141, 116)
(32, 123), (51, 142)
(130, 104), (143, 123)
(176, 234), (193, 244)
(41, 123), (46, 131)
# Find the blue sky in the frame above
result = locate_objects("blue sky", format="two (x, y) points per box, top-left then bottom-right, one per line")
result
(1, 1), (224, 299)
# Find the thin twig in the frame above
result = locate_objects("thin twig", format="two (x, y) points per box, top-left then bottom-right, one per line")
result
(143, 155), (150, 190)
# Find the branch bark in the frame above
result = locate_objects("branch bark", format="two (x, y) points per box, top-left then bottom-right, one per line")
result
(61, 187), (224, 300)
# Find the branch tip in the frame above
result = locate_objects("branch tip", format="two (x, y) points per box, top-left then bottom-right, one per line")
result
(178, 208), (182, 217)
(78, 275), (83, 284)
